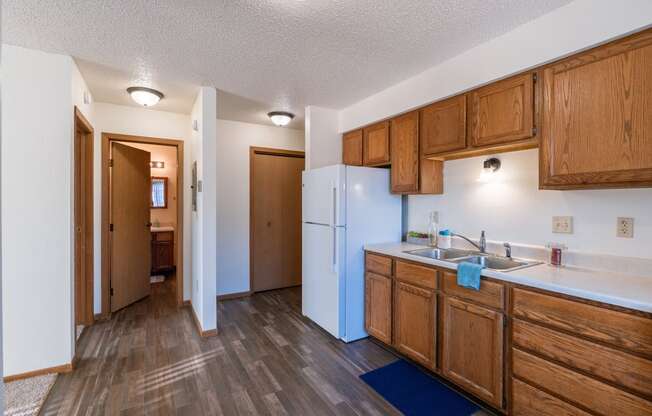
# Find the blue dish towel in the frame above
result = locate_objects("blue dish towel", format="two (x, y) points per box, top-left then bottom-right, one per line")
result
(457, 262), (484, 291)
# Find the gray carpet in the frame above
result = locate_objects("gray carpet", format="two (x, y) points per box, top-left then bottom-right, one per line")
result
(4, 374), (56, 416)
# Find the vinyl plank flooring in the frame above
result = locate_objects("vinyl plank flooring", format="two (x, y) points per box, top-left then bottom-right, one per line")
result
(41, 280), (406, 415)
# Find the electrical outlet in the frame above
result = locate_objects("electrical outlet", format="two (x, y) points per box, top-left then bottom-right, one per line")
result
(617, 217), (634, 238)
(552, 216), (573, 234)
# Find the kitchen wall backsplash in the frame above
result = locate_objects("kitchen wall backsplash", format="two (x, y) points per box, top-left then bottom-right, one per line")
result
(407, 149), (652, 260)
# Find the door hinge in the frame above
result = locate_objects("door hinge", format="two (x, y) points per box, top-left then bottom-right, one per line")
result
(109, 223), (114, 232)
(110, 287), (114, 296)
(108, 158), (114, 167)
(503, 317), (508, 328)
(533, 73), (538, 82)
(532, 127), (538, 136)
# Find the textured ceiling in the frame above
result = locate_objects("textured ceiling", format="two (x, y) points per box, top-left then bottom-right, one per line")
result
(3, 0), (571, 127)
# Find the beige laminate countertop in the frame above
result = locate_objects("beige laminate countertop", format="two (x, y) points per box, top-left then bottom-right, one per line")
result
(365, 242), (652, 313)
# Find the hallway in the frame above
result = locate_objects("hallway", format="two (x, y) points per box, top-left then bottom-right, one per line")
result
(41, 282), (399, 415)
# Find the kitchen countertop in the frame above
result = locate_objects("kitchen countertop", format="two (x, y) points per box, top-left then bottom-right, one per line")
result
(365, 242), (652, 313)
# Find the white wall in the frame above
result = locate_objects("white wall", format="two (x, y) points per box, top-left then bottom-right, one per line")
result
(408, 150), (652, 259)
(190, 87), (217, 332)
(1, 45), (76, 376)
(91, 102), (192, 312)
(340, 0), (652, 131)
(304, 106), (339, 170)
(216, 119), (304, 296)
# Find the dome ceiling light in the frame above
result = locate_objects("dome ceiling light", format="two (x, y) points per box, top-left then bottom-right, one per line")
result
(267, 111), (294, 127)
(127, 86), (164, 107)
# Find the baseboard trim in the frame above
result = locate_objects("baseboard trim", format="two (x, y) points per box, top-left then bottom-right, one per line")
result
(182, 299), (191, 306)
(186, 301), (218, 337)
(4, 362), (73, 382)
(217, 291), (252, 301)
(94, 312), (110, 321)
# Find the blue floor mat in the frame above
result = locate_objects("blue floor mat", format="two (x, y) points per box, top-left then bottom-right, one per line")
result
(360, 360), (481, 416)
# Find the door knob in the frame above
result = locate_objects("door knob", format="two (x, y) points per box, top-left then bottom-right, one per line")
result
(267, 221), (272, 227)
(146, 222), (152, 228)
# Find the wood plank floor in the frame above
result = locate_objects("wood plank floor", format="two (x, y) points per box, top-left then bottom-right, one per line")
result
(42, 280), (492, 415)
(41, 281), (400, 415)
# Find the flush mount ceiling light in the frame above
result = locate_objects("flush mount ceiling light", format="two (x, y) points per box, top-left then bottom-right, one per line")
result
(127, 86), (164, 107)
(267, 111), (294, 127)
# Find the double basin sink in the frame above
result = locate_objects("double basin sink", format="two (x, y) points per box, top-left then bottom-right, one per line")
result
(403, 247), (541, 272)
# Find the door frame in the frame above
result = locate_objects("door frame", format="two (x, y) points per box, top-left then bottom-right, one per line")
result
(249, 146), (305, 293)
(74, 107), (95, 325)
(101, 133), (185, 317)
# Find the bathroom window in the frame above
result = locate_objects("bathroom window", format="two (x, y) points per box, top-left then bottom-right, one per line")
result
(151, 177), (168, 209)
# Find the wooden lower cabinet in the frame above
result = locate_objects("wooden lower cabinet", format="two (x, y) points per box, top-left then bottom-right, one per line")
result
(151, 230), (174, 274)
(365, 272), (392, 344)
(441, 296), (504, 409)
(394, 281), (436, 369)
(512, 378), (591, 416)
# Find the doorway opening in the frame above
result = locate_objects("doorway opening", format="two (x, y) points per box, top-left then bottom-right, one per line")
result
(250, 147), (305, 293)
(101, 133), (184, 316)
(74, 107), (94, 329)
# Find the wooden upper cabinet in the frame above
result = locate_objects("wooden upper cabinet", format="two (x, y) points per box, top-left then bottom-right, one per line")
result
(363, 121), (390, 166)
(468, 72), (535, 147)
(365, 272), (392, 344)
(420, 95), (467, 156)
(342, 129), (363, 166)
(442, 296), (504, 409)
(394, 281), (436, 370)
(540, 29), (652, 189)
(390, 112), (419, 193)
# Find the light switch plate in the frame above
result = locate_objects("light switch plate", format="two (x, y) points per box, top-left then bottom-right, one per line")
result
(552, 216), (573, 234)
(617, 217), (634, 238)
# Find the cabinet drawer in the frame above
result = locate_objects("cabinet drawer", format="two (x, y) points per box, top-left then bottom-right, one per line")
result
(365, 253), (392, 276)
(512, 288), (652, 357)
(395, 260), (437, 290)
(152, 231), (173, 241)
(512, 348), (652, 416)
(512, 378), (590, 416)
(441, 272), (504, 310)
(513, 319), (652, 398)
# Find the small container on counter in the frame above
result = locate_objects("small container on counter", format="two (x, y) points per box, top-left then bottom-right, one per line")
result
(546, 242), (567, 267)
(438, 229), (452, 249)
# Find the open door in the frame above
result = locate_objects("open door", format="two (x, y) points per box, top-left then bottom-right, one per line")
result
(110, 142), (151, 312)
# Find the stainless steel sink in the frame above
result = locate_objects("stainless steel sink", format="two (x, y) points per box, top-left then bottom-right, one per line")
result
(451, 255), (541, 272)
(404, 247), (478, 260)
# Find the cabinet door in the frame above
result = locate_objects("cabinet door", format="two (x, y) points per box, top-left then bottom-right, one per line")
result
(365, 272), (392, 344)
(342, 129), (363, 166)
(390, 112), (419, 193)
(442, 296), (504, 408)
(394, 281), (436, 369)
(420, 95), (467, 156)
(152, 241), (173, 271)
(363, 121), (390, 166)
(540, 30), (652, 189)
(468, 73), (534, 147)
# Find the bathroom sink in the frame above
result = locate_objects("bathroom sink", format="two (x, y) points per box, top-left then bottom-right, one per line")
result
(404, 247), (478, 260)
(452, 255), (541, 272)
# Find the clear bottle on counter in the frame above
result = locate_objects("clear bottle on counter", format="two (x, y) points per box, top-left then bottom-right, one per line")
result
(428, 211), (439, 247)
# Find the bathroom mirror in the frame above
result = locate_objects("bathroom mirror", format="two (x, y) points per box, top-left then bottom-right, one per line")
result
(151, 177), (168, 209)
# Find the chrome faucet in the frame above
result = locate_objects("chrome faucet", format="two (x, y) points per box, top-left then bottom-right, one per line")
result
(451, 230), (487, 253)
(503, 242), (512, 258)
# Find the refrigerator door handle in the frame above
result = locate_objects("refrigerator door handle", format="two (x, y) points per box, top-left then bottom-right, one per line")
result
(331, 226), (337, 272)
(331, 182), (337, 227)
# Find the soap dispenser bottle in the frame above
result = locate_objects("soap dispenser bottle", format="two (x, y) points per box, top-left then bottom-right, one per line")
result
(428, 211), (439, 247)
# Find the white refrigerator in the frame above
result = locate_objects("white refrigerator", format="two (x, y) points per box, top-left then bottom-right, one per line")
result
(302, 164), (401, 342)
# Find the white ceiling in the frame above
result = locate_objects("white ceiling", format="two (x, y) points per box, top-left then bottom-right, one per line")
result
(2, 0), (572, 129)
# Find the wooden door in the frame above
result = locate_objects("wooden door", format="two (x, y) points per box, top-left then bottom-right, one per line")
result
(468, 73), (535, 147)
(363, 121), (390, 166)
(110, 143), (151, 312)
(342, 129), (363, 166)
(74, 111), (94, 325)
(540, 29), (652, 189)
(394, 281), (436, 369)
(365, 272), (392, 344)
(251, 149), (304, 292)
(420, 95), (467, 156)
(442, 296), (504, 408)
(390, 111), (419, 194)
